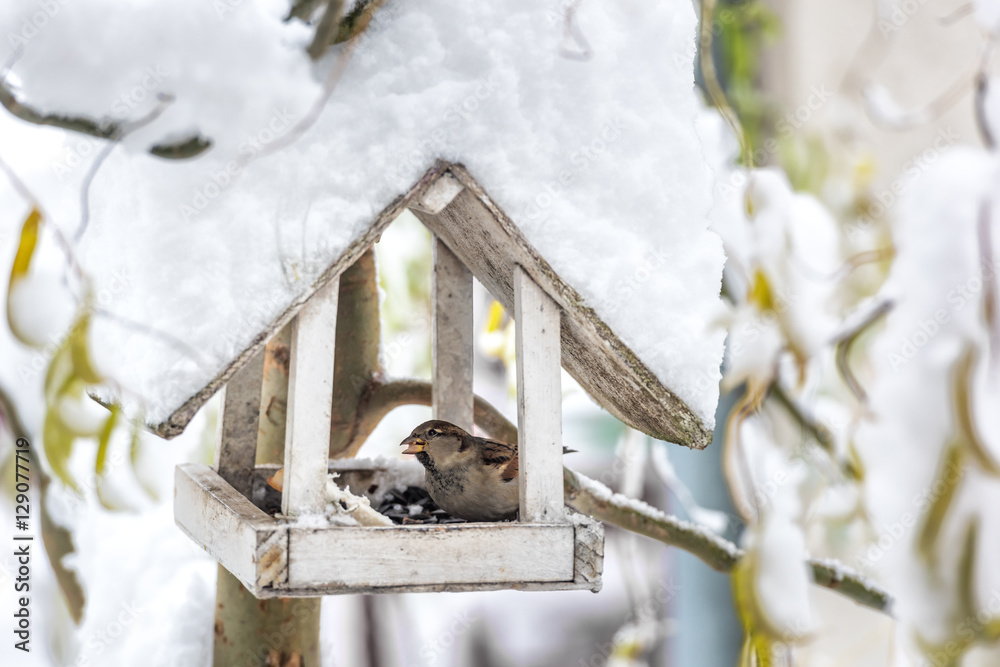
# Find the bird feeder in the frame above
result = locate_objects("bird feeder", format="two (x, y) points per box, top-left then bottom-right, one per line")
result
(172, 163), (711, 597)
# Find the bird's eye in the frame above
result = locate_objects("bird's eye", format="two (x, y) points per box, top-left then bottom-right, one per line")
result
(427, 429), (439, 437)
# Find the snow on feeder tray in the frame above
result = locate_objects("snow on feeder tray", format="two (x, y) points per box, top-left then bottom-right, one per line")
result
(170, 163), (713, 597)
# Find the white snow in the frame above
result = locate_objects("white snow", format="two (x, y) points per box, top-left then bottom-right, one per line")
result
(856, 146), (1000, 644)
(0, 0), (725, 430)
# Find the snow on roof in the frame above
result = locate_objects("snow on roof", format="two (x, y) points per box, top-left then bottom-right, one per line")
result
(2, 0), (725, 443)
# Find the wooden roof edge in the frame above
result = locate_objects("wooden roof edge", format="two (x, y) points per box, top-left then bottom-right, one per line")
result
(444, 165), (713, 449)
(144, 161), (713, 448)
(148, 162), (450, 438)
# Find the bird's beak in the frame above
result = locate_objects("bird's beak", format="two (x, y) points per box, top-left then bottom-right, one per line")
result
(267, 468), (284, 492)
(400, 437), (426, 455)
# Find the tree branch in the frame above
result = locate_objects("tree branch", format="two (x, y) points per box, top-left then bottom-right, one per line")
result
(562, 467), (893, 614)
(339, 378), (516, 457)
(1, 59), (210, 160)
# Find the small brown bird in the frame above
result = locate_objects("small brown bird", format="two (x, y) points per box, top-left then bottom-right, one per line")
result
(401, 419), (567, 522)
(400, 420), (520, 522)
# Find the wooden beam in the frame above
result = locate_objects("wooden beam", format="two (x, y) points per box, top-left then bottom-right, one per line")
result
(513, 266), (565, 523)
(288, 523), (575, 589)
(432, 237), (474, 431)
(282, 277), (339, 517)
(175, 464), (286, 591)
(215, 347), (265, 498)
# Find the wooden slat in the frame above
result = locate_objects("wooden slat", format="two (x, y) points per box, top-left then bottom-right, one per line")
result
(513, 266), (565, 523)
(432, 237), (474, 431)
(282, 277), (339, 517)
(174, 464), (286, 592)
(288, 523), (575, 589)
(214, 348), (265, 497)
(410, 166), (712, 449)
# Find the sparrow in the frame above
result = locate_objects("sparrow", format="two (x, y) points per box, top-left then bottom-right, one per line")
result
(400, 419), (573, 522)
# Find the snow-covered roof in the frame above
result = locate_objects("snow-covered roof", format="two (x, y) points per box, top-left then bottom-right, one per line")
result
(155, 162), (715, 447)
(1, 0), (725, 446)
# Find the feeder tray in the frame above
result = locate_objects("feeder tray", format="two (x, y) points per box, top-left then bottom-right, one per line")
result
(171, 165), (708, 598)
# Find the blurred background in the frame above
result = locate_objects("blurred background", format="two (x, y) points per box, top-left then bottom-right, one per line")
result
(3, 0), (1000, 665)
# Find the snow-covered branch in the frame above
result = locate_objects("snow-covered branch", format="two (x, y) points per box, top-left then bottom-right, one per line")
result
(563, 467), (893, 614)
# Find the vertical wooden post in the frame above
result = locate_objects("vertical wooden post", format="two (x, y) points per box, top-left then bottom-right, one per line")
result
(215, 348), (265, 498)
(432, 236), (474, 432)
(513, 265), (565, 523)
(282, 276), (339, 517)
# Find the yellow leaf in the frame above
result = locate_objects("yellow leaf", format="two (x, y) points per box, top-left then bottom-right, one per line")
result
(130, 421), (158, 501)
(9, 207), (40, 282)
(917, 442), (964, 566)
(43, 411), (78, 491)
(95, 405), (119, 473)
(953, 346), (1000, 476)
(747, 269), (775, 312)
(69, 314), (102, 384)
(958, 519), (980, 621)
(6, 207), (42, 345)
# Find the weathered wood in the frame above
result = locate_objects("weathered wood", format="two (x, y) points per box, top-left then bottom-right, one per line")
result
(282, 277), (339, 517)
(175, 464), (287, 591)
(151, 163), (710, 449)
(255, 322), (293, 466)
(513, 266), (565, 523)
(432, 237), (474, 431)
(289, 523), (574, 589)
(411, 165), (712, 449)
(150, 162), (450, 439)
(181, 461), (603, 596)
(215, 348), (265, 498)
(410, 171), (464, 214)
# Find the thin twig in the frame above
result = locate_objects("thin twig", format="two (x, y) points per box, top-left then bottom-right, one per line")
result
(92, 308), (214, 369)
(699, 0), (752, 168)
(75, 94), (176, 243)
(307, 0), (345, 60)
(832, 299), (894, 404)
(559, 0), (593, 61)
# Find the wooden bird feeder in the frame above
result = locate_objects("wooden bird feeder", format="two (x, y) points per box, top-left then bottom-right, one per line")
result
(171, 163), (712, 597)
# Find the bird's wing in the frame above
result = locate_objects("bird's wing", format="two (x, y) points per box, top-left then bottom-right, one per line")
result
(477, 439), (519, 481)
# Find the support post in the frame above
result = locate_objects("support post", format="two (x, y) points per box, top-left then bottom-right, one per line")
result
(215, 348), (265, 498)
(282, 276), (339, 517)
(513, 265), (565, 523)
(432, 236), (474, 431)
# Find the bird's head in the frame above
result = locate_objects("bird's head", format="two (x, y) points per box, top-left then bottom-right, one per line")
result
(400, 420), (474, 469)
